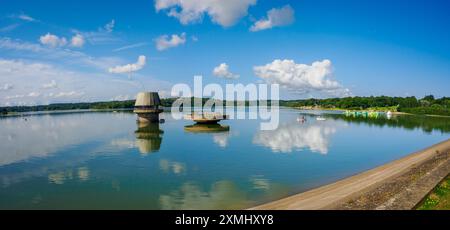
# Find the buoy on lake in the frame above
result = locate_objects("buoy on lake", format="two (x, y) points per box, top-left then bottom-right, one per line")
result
(134, 92), (163, 123)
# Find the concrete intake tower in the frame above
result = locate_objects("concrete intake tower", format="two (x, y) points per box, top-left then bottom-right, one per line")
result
(134, 92), (163, 123)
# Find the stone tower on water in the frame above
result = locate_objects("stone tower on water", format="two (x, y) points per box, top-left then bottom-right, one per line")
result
(133, 92), (163, 123)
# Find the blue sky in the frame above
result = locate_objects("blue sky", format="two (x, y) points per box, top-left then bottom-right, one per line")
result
(0, 0), (449, 105)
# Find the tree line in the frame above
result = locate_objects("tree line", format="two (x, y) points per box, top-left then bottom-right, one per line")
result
(1, 95), (449, 116)
(281, 95), (450, 116)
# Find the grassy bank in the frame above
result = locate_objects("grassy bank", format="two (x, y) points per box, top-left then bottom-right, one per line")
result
(417, 175), (450, 210)
(400, 106), (450, 117)
(295, 105), (399, 112)
(282, 95), (450, 116)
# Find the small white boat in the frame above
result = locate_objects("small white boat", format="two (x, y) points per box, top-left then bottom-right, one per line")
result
(386, 111), (393, 119)
(316, 116), (326, 121)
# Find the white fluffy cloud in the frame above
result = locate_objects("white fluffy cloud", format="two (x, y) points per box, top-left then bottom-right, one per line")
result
(28, 92), (41, 97)
(254, 59), (350, 96)
(40, 33), (85, 48)
(108, 55), (146, 74)
(0, 38), (123, 70)
(0, 24), (20, 32)
(111, 94), (130, 101)
(42, 80), (57, 89)
(1, 83), (13, 91)
(0, 59), (171, 106)
(71, 20), (117, 45)
(155, 33), (186, 51)
(9, 13), (37, 22)
(39, 33), (67, 47)
(0, 59), (83, 104)
(104, 20), (115, 33)
(155, 0), (256, 27)
(250, 5), (295, 32)
(16, 13), (36, 22)
(49, 91), (85, 98)
(213, 63), (239, 79)
(5, 94), (25, 100)
(71, 34), (85, 47)
(113, 42), (148, 52)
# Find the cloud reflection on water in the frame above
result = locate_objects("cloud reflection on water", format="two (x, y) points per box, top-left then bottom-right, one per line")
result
(212, 133), (230, 148)
(0, 112), (132, 166)
(48, 167), (90, 185)
(249, 175), (271, 191)
(253, 120), (337, 154)
(159, 159), (186, 175)
(159, 180), (250, 210)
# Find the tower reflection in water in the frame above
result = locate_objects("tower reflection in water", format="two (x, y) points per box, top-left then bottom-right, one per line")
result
(134, 122), (164, 154)
(184, 124), (230, 133)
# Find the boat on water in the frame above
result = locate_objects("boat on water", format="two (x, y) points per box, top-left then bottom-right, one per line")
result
(386, 111), (393, 119)
(345, 110), (393, 119)
(297, 116), (307, 123)
(345, 110), (382, 118)
(316, 116), (326, 121)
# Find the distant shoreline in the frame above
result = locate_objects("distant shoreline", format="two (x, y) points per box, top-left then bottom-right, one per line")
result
(1, 95), (449, 117)
(0, 108), (133, 118)
(1, 106), (449, 118)
(293, 106), (450, 118)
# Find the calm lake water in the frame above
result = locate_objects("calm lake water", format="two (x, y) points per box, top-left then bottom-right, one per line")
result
(0, 108), (449, 209)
